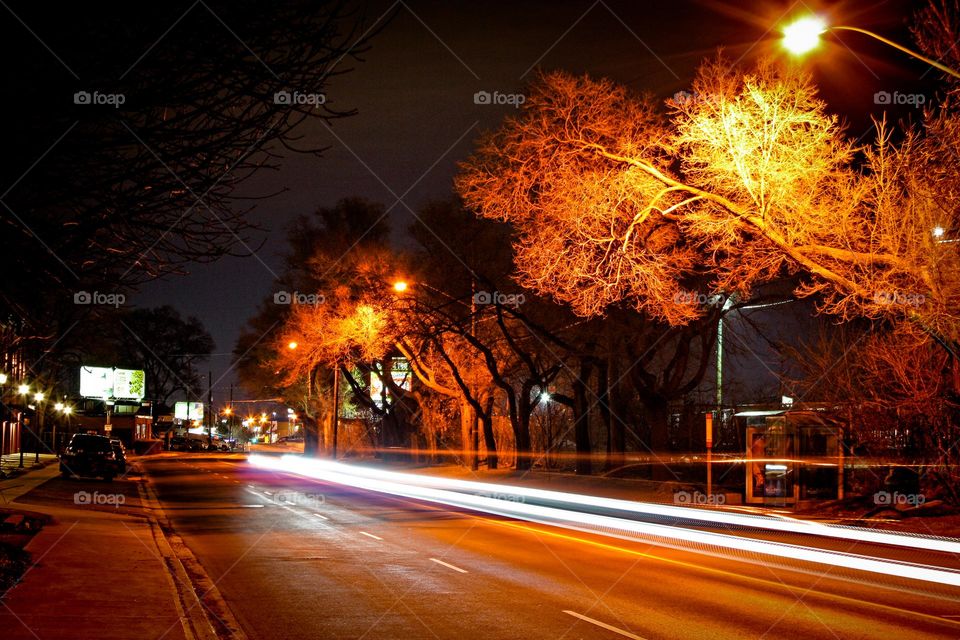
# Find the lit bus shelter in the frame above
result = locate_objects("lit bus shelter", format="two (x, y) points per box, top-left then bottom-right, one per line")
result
(738, 409), (843, 506)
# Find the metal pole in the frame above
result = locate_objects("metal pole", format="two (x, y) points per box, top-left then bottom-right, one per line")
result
(470, 280), (479, 471)
(706, 412), (713, 502)
(35, 402), (44, 463)
(331, 366), (339, 460)
(207, 371), (213, 448)
(18, 412), (24, 468)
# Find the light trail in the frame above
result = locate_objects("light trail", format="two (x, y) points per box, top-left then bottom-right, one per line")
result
(248, 454), (960, 588)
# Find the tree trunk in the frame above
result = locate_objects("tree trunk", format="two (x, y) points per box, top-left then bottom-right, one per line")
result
(482, 394), (498, 469)
(303, 414), (320, 456)
(573, 360), (593, 475)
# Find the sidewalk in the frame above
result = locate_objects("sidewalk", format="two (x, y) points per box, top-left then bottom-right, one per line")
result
(0, 462), (215, 640)
(0, 453), (58, 480)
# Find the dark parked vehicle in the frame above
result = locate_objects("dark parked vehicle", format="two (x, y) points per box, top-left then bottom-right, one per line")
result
(109, 439), (127, 473)
(60, 434), (120, 481)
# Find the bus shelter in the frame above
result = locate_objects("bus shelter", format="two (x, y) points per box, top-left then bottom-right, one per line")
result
(738, 409), (843, 506)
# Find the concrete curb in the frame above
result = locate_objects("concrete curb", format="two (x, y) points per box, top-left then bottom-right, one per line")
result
(137, 475), (249, 640)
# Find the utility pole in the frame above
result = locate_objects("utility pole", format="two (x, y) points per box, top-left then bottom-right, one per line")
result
(331, 366), (339, 460)
(470, 280), (479, 471)
(207, 371), (213, 448)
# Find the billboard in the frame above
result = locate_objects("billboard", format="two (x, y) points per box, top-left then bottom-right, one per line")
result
(80, 366), (146, 400)
(174, 401), (204, 421)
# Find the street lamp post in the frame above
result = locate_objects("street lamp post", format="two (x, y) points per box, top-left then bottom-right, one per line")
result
(782, 15), (960, 79)
(34, 391), (45, 463)
(17, 383), (29, 468)
(0, 374), (6, 476)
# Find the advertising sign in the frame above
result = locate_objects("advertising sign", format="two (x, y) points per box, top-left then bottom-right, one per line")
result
(80, 366), (146, 400)
(174, 401), (204, 421)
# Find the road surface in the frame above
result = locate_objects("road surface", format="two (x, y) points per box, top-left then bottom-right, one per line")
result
(127, 453), (960, 640)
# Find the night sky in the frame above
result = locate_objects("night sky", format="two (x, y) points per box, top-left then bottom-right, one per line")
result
(133, 0), (931, 401)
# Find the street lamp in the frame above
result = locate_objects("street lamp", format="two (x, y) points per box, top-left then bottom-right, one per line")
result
(781, 14), (960, 79)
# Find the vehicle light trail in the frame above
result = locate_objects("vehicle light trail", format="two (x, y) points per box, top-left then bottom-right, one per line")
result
(249, 454), (960, 588)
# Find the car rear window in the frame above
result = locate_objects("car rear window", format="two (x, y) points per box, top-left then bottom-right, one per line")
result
(71, 435), (111, 451)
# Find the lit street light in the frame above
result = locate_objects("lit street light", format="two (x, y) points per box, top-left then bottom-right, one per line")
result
(781, 14), (960, 79)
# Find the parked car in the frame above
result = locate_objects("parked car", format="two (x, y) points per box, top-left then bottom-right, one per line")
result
(60, 434), (120, 481)
(109, 439), (127, 473)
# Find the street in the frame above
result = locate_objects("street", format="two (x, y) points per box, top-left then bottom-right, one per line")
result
(127, 453), (960, 640)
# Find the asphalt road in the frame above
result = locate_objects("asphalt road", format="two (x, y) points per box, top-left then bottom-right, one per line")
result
(137, 453), (960, 640)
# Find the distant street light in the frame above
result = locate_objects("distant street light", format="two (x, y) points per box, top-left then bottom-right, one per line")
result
(781, 14), (960, 79)
(392, 280), (408, 293)
(288, 341), (298, 350)
(17, 384), (29, 395)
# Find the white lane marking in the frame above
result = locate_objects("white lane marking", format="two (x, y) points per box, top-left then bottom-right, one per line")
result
(563, 611), (647, 640)
(247, 484), (255, 488)
(359, 531), (382, 541)
(313, 514), (328, 520)
(429, 558), (467, 574)
(263, 491), (273, 496)
(283, 500), (297, 506)
(242, 505), (264, 508)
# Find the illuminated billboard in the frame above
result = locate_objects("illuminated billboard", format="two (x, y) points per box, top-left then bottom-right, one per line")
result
(80, 366), (146, 400)
(370, 358), (411, 409)
(174, 401), (204, 421)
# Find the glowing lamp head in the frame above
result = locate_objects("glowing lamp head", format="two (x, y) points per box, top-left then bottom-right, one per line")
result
(287, 341), (298, 350)
(18, 384), (29, 395)
(64, 406), (73, 415)
(0, 373), (7, 385)
(933, 226), (945, 238)
(782, 15), (827, 55)
(392, 280), (408, 293)
(55, 402), (64, 411)
(34, 391), (45, 402)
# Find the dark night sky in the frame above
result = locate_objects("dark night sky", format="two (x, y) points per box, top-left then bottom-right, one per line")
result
(133, 0), (932, 402)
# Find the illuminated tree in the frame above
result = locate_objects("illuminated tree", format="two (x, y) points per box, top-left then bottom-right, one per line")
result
(457, 58), (960, 357)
